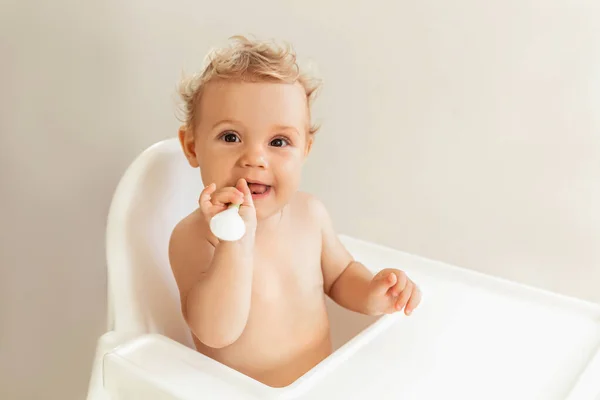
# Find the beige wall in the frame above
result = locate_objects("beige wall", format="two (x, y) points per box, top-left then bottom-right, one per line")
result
(1, 1), (599, 399)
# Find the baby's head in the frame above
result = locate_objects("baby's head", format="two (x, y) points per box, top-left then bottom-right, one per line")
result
(178, 35), (321, 220)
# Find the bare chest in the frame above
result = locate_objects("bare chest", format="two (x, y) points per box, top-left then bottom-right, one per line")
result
(250, 228), (323, 306)
(195, 205), (332, 382)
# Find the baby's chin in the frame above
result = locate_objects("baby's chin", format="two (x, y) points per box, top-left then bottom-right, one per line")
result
(254, 205), (283, 222)
(253, 196), (290, 222)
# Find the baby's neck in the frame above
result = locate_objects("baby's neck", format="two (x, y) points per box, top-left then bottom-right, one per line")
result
(255, 206), (286, 237)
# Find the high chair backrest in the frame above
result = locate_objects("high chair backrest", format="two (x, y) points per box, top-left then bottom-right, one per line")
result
(106, 139), (201, 348)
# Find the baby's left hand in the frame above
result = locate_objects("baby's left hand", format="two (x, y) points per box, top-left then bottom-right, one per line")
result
(366, 269), (421, 316)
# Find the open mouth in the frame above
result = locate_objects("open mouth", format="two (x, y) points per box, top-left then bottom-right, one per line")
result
(247, 183), (272, 199)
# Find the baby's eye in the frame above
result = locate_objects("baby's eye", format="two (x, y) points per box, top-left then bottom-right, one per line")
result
(270, 137), (290, 147)
(220, 131), (240, 143)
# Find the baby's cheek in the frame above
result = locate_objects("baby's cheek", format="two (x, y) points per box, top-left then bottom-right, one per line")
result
(200, 170), (225, 189)
(275, 158), (303, 193)
(199, 170), (212, 187)
(199, 157), (232, 187)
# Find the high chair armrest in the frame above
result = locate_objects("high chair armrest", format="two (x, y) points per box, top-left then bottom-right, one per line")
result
(103, 334), (252, 399)
(102, 334), (276, 400)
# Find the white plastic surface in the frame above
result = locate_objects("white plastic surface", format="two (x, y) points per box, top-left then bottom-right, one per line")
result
(88, 139), (600, 400)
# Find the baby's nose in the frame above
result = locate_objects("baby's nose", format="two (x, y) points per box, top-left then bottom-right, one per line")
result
(240, 146), (268, 169)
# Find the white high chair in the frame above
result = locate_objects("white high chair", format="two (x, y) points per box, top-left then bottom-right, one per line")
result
(88, 139), (600, 400)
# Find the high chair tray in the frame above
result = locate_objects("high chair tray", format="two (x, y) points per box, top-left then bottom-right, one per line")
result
(102, 235), (600, 400)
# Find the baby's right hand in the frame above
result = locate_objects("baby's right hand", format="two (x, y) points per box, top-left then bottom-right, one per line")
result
(199, 178), (257, 232)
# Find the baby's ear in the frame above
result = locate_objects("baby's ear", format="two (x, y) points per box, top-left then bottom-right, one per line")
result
(178, 126), (200, 168)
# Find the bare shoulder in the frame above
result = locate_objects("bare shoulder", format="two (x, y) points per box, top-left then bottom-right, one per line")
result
(170, 209), (206, 250)
(290, 191), (329, 222)
(169, 209), (214, 269)
(292, 193), (353, 293)
(168, 209), (215, 310)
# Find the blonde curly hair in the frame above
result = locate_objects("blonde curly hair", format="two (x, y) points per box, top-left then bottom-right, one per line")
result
(178, 35), (321, 134)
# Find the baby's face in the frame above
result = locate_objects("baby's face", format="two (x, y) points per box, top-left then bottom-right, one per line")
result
(184, 80), (312, 220)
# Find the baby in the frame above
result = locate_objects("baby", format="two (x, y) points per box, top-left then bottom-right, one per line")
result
(169, 36), (421, 388)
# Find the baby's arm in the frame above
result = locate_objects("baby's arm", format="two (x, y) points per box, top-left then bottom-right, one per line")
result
(313, 197), (421, 316)
(314, 199), (376, 315)
(169, 181), (256, 348)
(169, 219), (254, 348)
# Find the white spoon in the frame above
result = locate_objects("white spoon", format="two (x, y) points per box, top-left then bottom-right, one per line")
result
(209, 204), (246, 241)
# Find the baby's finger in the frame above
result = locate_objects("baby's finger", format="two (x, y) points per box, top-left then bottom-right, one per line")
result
(390, 270), (408, 297)
(395, 281), (413, 312)
(371, 270), (397, 296)
(236, 179), (254, 208)
(405, 285), (421, 316)
(199, 183), (216, 211)
(211, 187), (245, 206)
